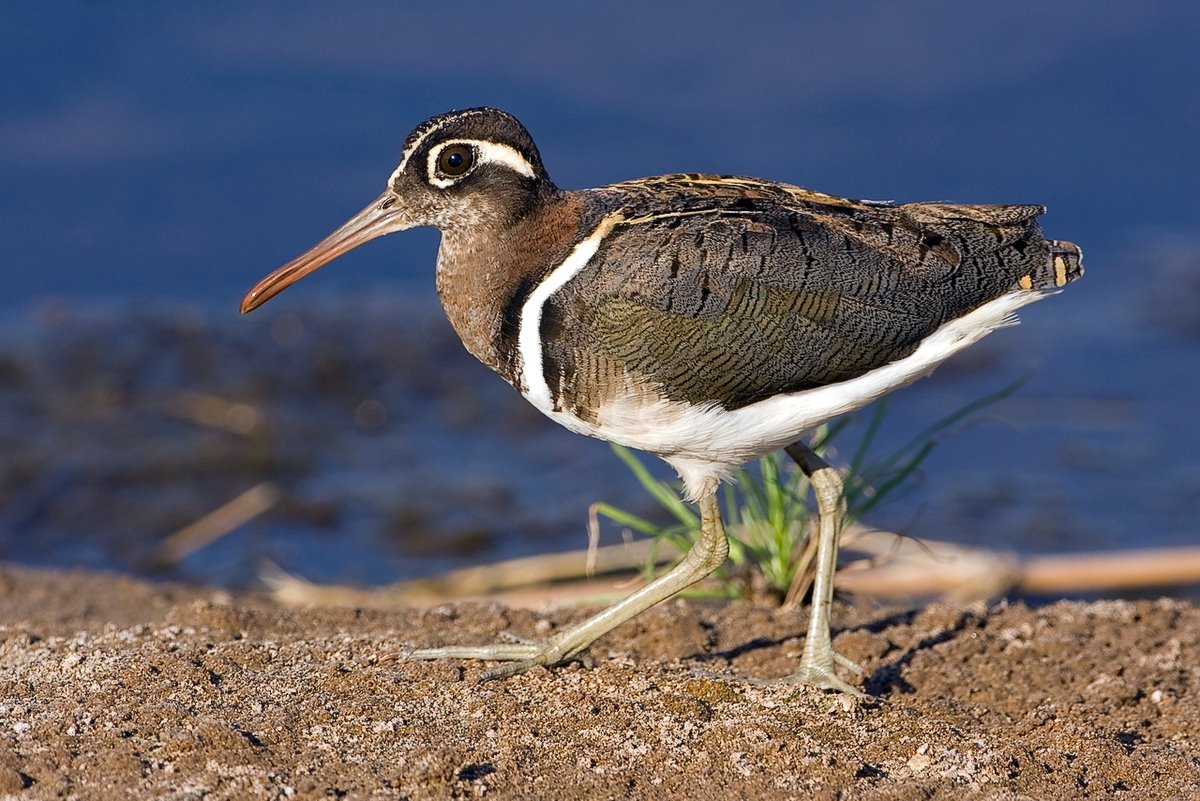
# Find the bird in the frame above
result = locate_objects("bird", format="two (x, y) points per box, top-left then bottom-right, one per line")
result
(241, 107), (1082, 695)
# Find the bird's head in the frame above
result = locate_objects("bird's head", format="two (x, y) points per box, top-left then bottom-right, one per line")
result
(241, 107), (551, 313)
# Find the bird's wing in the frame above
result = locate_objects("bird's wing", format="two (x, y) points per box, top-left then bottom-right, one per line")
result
(543, 177), (1060, 413)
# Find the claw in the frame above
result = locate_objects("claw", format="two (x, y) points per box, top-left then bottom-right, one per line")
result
(834, 652), (866, 676)
(787, 660), (867, 697)
(480, 658), (545, 682)
(400, 630), (585, 681)
(745, 649), (867, 697)
(405, 642), (541, 662)
(788, 638), (868, 696)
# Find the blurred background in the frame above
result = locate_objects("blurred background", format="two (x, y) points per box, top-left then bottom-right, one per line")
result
(1, 1), (1197, 589)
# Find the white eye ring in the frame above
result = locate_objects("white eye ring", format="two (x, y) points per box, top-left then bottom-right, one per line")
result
(435, 144), (475, 179)
(426, 139), (537, 188)
(428, 142), (477, 188)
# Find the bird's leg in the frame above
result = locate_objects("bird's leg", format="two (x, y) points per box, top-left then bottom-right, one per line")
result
(780, 441), (866, 696)
(406, 490), (730, 680)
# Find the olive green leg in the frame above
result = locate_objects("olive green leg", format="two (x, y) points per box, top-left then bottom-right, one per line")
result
(781, 441), (866, 696)
(406, 491), (730, 680)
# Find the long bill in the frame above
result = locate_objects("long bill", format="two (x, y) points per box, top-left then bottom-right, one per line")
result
(240, 192), (403, 314)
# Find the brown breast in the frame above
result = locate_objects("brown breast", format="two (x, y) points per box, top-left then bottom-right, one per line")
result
(434, 190), (595, 388)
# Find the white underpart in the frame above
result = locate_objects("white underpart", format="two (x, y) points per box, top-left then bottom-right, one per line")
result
(524, 272), (1054, 498)
(518, 214), (621, 408)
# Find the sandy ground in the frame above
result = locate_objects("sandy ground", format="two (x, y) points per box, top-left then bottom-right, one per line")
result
(0, 563), (1197, 800)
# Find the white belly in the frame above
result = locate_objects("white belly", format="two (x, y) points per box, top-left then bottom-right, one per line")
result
(524, 288), (1051, 498)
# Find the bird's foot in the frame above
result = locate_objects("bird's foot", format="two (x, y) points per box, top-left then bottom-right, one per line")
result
(401, 631), (590, 681)
(748, 646), (867, 697)
(781, 650), (867, 696)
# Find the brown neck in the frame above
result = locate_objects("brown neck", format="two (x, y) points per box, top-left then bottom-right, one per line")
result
(435, 189), (588, 387)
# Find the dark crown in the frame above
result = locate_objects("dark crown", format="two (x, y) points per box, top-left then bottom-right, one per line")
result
(399, 107), (549, 182)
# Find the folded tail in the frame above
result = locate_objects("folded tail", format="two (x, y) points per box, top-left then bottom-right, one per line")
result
(1019, 239), (1084, 291)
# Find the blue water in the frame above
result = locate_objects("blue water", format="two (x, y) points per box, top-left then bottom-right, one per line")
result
(1, 2), (1197, 585)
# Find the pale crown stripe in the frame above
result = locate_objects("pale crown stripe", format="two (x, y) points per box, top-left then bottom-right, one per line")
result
(518, 214), (621, 412)
(392, 108), (493, 181)
(391, 126), (441, 185)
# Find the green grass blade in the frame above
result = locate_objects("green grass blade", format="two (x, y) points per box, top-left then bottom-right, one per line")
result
(848, 399), (887, 476)
(599, 376), (1025, 603)
(810, 418), (848, 452)
(590, 501), (664, 538)
(610, 444), (698, 527)
(882, 375), (1027, 475)
(851, 440), (935, 519)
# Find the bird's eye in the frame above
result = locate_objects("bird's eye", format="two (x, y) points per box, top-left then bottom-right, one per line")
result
(437, 144), (475, 177)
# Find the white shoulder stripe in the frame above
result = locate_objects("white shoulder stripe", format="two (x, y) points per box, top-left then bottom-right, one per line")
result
(518, 213), (622, 412)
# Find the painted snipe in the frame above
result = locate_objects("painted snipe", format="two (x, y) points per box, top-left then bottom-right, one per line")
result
(242, 107), (1082, 695)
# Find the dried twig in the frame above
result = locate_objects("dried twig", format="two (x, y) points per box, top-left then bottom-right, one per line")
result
(155, 483), (279, 566)
(1016, 546), (1200, 594)
(159, 391), (262, 435)
(263, 538), (676, 609)
(262, 520), (1200, 610)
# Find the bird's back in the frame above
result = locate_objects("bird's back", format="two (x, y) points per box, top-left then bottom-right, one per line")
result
(539, 175), (1082, 420)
